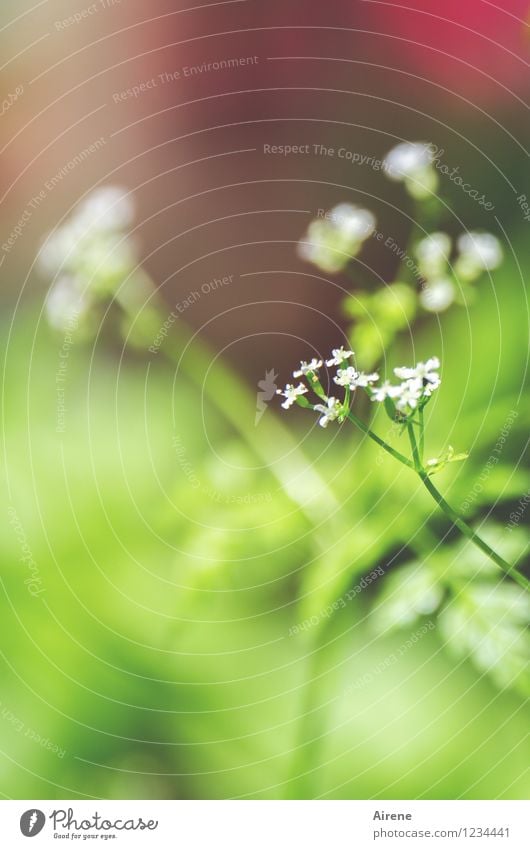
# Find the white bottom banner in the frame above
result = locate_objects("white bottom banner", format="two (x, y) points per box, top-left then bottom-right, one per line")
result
(0, 800), (528, 848)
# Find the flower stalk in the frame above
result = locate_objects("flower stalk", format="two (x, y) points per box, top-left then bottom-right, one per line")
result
(278, 350), (529, 593)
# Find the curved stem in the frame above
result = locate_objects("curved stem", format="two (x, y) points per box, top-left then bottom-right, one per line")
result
(419, 472), (530, 593)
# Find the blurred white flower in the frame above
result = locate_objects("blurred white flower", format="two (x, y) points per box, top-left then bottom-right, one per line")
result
(297, 204), (375, 273)
(455, 231), (503, 281)
(383, 141), (438, 199)
(419, 277), (455, 312)
(73, 186), (135, 233)
(293, 358), (323, 377)
(314, 397), (342, 427)
(37, 185), (137, 283)
(276, 382), (308, 409)
(415, 232), (451, 278)
(45, 275), (89, 331)
(37, 186), (143, 334)
(329, 203), (376, 240)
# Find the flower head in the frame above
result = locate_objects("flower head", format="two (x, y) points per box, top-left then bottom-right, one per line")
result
(314, 397), (343, 428)
(394, 357), (440, 387)
(334, 366), (379, 388)
(293, 358), (323, 378)
(368, 358), (441, 414)
(276, 382), (308, 409)
(326, 346), (354, 367)
(395, 378), (423, 412)
(37, 186), (148, 336)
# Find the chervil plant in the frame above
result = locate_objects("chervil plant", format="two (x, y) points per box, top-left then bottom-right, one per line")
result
(278, 349), (529, 592)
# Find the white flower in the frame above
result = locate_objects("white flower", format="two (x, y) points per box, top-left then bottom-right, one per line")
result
(293, 358), (323, 377)
(456, 231), (503, 280)
(334, 367), (379, 388)
(371, 381), (403, 402)
(354, 371), (379, 387)
(420, 278), (455, 312)
(276, 382), (308, 409)
(74, 186), (135, 233)
(314, 397), (342, 428)
(394, 357), (440, 386)
(297, 205), (375, 273)
(395, 378), (423, 411)
(392, 359), (441, 408)
(326, 346), (354, 367)
(333, 366), (358, 387)
(383, 141), (438, 199)
(415, 232), (451, 278)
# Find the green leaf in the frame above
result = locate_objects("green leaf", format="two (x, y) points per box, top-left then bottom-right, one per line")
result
(372, 561), (444, 633)
(438, 584), (530, 696)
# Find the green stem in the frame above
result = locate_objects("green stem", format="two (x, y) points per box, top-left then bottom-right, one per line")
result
(345, 412), (414, 470)
(285, 625), (328, 799)
(406, 421), (530, 593)
(407, 421), (421, 471)
(419, 472), (530, 593)
(418, 406), (425, 462)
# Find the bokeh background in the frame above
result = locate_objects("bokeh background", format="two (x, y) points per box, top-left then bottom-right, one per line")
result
(0, 0), (529, 799)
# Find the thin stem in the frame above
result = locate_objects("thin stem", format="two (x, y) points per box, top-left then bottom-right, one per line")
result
(418, 406), (425, 462)
(419, 472), (530, 593)
(343, 411), (530, 592)
(407, 421), (421, 471)
(405, 420), (530, 592)
(345, 411), (414, 469)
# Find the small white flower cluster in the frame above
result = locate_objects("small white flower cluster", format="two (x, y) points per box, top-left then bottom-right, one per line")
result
(297, 203), (375, 273)
(38, 186), (137, 331)
(415, 230), (503, 312)
(277, 349), (441, 425)
(383, 142), (438, 200)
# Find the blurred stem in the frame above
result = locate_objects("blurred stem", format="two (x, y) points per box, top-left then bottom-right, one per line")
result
(132, 300), (340, 523)
(285, 625), (329, 799)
